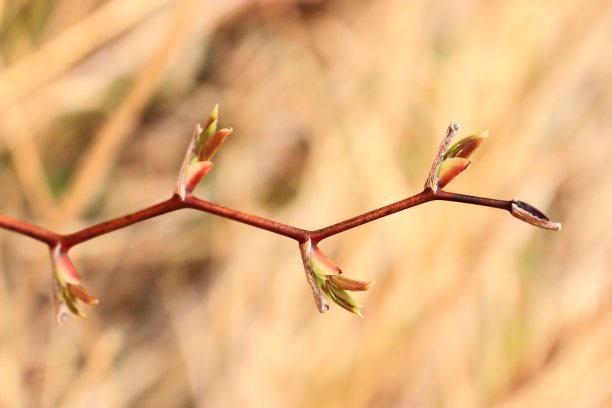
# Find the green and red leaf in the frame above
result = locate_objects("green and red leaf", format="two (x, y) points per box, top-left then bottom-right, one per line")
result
(437, 157), (471, 188)
(444, 131), (488, 160)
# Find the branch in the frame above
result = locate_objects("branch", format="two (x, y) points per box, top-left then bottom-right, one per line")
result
(0, 109), (561, 323)
(0, 215), (58, 245)
(309, 190), (434, 243)
(60, 196), (184, 248)
(184, 196), (308, 241)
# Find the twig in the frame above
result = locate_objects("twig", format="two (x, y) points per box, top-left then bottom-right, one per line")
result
(0, 111), (561, 321)
(0, 215), (58, 245)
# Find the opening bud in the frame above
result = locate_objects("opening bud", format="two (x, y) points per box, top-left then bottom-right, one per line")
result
(51, 246), (99, 325)
(300, 239), (374, 317)
(175, 106), (232, 199)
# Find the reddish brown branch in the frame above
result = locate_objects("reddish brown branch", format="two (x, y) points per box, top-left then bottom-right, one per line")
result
(0, 115), (561, 321)
(184, 196), (308, 241)
(310, 190), (434, 243)
(60, 196), (185, 249)
(0, 215), (58, 246)
(308, 190), (521, 243)
(0, 189), (545, 251)
(434, 190), (511, 211)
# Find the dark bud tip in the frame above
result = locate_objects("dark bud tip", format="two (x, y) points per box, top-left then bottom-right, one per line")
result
(511, 200), (561, 231)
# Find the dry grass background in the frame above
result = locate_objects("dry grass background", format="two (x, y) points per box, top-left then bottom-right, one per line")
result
(0, 0), (611, 407)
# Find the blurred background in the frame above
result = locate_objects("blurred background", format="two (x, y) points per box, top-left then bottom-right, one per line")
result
(0, 0), (610, 407)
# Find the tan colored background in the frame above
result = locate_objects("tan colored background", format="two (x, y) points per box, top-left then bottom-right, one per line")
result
(0, 1), (610, 407)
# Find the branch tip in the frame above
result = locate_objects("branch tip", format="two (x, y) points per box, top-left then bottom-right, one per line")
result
(511, 200), (562, 231)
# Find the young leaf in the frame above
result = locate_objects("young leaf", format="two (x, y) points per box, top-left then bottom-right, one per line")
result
(329, 275), (374, 291)
(444, 131), (488, 160)
(200, 128), (233, 161)
(309, 244), (342, 277)
(437, 157), (471, 188)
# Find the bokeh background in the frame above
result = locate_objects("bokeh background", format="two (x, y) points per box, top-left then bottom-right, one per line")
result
(0, 0), (611, 407)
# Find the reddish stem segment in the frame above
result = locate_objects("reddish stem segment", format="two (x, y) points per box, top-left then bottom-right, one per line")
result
(308, 190), (513, 243)
(60, 196), (184, 248)
(184, 196), (308, 241)
(1, 189), (518, 250)
(310, 190), (434, 243)
(434, 190), (511, 211)
(0, 215), (58, 246)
